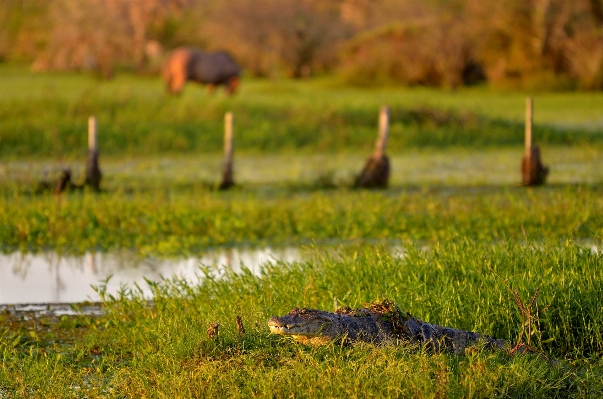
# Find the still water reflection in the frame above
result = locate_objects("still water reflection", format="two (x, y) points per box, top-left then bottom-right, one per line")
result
(0, 248), (302, 305)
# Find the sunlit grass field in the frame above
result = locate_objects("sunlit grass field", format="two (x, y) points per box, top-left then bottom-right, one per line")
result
(1, 176), (602, 255)
(1, 64), (602, 397)
(2, 243), (603, 397)
(1, 63), (603, 158)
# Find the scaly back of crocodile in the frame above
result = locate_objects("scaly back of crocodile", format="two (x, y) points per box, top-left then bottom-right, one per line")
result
(268, 299), (508, 354)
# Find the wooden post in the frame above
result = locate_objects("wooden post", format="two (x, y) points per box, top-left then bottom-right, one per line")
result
(353, 106), (391, 188)
(374, 106), (390, 158)
(219, 112), (234, 189)
(88, 116), (97, 152)
(85, 116), (102, 191)
(524, 97), (533, 159)
(521, 97), (549, 185)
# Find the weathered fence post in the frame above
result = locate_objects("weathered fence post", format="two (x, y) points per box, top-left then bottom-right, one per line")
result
(524, 97), (533, 160)
(521, 97), (548, 186)
(353, 105), (390, 188)
(219, 112), (234, 189)
(85, 116), (102, 191)
(376, 105), (390, 159)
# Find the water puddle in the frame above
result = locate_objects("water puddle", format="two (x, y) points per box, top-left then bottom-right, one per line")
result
(2, 243), (597, 307)
(0, 247), (302, 305)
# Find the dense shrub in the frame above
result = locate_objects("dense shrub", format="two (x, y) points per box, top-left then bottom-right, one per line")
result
(338, 20), (482, 88)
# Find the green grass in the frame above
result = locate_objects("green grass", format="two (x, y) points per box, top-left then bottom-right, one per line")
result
(1, 64), (602, 158)
(1, 64), (603, 397)
(1, 180), (601, 255)
(1, 242), (603, 397)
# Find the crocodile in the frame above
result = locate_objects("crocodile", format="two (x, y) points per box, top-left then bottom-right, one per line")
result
(268, 299), (508, 354)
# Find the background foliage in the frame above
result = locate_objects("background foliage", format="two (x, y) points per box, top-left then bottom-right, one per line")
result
(3, 0), (603, 89)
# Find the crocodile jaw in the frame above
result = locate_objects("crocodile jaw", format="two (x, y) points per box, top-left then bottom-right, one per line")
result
(267, 316), (333, 337)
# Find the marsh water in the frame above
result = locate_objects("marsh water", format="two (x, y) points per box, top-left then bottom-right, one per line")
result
(1, 242), (599, 306)
(0, 247), (303, 305)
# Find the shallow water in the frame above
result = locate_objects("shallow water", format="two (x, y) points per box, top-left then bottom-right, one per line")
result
(0, 247), (302, 305)
(1, 242), (598, 306)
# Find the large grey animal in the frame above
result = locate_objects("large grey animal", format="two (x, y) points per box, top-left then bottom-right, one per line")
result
(163, 47), (241, 95)
(268, 299), (508, 354)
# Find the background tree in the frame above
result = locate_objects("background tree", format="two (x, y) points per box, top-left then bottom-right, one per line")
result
(202, 0), (351, 78)
(29, 0), (190, 76)
(2, 0), (603, 89)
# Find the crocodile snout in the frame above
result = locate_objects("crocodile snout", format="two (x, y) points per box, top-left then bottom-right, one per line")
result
(268, 316), (288, 334)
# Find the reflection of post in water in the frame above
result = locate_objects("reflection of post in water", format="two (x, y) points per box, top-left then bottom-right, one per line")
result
(55, 257), (59, 302)
(11, 252), (31, 279)
(87, 252), (97, 274)
(43, 252), (67, 303)
(225, 248), (233, 270)
(49, 255), (66, 303)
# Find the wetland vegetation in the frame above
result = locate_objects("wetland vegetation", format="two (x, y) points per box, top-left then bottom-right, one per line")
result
(1, 65), (602, 397)
(1, 63), (603, 159)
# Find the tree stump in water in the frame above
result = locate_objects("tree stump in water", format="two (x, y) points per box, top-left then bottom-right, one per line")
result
(39, 116), (102, 195)
(85, 151), (102, 191)
(521, 146), (548, 186)
(35, 168), (82, 195)
(54, 169), (74, 194)
(354, 106), (390, 188)
(353, 155), (390, 188)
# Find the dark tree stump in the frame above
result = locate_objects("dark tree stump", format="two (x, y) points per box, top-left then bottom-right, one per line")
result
(354, 106), (390, 189)
(219, 163), (234, 190)
(54, 169), (73, 194)
(85, 149), (102, 191)
(354, 154), (390, 188)
(36, 168), (81, 195)
(521, 146), (548, 186)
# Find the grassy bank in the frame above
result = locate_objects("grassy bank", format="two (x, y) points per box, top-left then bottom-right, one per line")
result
(1, 242), (603, 397)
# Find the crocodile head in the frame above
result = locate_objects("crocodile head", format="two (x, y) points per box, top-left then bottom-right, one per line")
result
(268, 307), (337, 345)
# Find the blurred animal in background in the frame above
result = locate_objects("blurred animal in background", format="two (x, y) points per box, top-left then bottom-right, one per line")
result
(162, 47), (241, 95)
